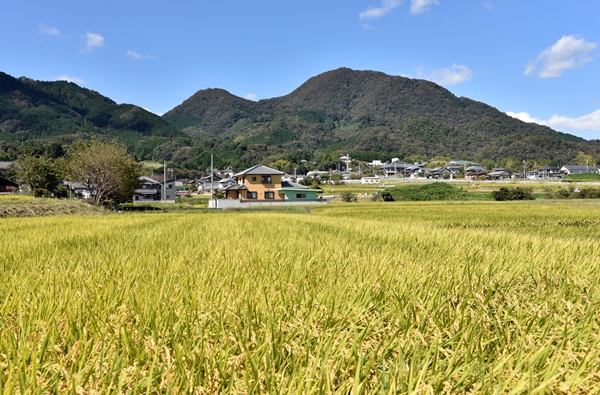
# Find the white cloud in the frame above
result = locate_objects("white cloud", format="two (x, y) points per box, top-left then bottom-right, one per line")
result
(359, 0), (402, 20)
(524, 34), (597, 78)
(507, 109), (600, 131)
(39, 24), (61, 37)
(127, 50), (157, 60)
(143, 108), (164, 116)
(420, 64), (472, 86)
(410, 0), (440, 14)
(82, 32), (104, 52)
(244, 93), (257, 100)
(506, 111), (544, 124)
(127, 50), (143, 60)
(56, 74), (85, 84)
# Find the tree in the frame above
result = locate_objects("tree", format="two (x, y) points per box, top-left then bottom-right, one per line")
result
(574, 151), (596, 167)
(492, 187), (535, 201)
(14, 154), (64, 196)
(340, 192), (358, 202)
(68, 141), (142, 205)
(268, 159), (294, 172)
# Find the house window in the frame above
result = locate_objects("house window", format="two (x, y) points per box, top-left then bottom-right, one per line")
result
(247, 191), (257, 199)
(265, 191), (274, 199)
(261, 176), (272, 183)
(251, 177), (257, 181)
(296, 193), (307, 199)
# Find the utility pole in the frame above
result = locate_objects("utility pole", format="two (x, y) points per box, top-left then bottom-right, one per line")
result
(163, 160), (166, 203)
(210, 154), (214, 207)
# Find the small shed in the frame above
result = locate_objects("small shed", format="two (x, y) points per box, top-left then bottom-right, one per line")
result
(0, 176), (18, 193)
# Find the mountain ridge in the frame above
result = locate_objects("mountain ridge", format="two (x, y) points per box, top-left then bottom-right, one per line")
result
(1, 68), (598, 170)
(0, 71), (185, 161)
(163, 67), (595, 169)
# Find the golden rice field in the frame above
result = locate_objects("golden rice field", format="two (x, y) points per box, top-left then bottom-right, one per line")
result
(2, 200), (600, 393)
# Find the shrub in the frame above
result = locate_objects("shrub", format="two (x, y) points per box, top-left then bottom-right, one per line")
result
(340, 192), (358, 202)
(492, 187), (535, 201)
(380, 190), (394, 201)
(33, 188), (50, 198)
(382, 182), (471, 201)
(578, 188), (600, 199)
(212, 190), (225, 199)
(549, 187), (600, 199)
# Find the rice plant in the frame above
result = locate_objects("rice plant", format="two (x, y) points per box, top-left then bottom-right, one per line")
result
(1, 200), (600, 393)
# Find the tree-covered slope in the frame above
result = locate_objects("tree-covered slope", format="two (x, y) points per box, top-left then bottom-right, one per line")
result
(164, 68), (598, 169)
(2, 68), (599, 170)
(0, 71), (185, 160)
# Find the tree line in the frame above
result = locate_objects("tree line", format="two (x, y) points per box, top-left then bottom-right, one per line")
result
(13, 140), (142, 205)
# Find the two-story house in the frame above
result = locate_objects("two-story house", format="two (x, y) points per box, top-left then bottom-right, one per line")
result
(223, 165), (320, 201)
(133, 176), (176, 203)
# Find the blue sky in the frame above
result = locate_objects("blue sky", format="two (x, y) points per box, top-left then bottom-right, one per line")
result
(1, 0), (599, 139)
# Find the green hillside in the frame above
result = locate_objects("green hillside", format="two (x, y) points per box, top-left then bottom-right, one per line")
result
(163, 68), (599, 170)
(2, 68), (599, 170)
(0, 71), (186, 160)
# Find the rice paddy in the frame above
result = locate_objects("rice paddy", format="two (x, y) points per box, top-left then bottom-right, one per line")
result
(1, 200), (600, 393)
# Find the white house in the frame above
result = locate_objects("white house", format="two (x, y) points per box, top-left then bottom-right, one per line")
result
(361, 176), (381, 184)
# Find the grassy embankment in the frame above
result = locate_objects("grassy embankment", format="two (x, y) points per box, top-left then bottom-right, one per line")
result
(0, 195), (102, 218)
(2, 201), (600, 392)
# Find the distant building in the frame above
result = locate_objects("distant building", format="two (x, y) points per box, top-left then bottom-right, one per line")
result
(561, 165), (599, 175)
(0, 176), (18, 193)
(133, 176), (176, 203)
(61, 181), (92, 199)
(361, 176), (381, 184)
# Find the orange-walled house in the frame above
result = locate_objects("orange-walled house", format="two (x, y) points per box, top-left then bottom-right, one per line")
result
(223, 165), (320, 201)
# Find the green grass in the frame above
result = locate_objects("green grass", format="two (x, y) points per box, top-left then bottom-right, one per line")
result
(562, 173), (600, 182)
(2, 201), (600, 392)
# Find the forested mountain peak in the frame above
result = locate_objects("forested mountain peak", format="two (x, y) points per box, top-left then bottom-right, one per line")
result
(162, 68), (596, 168)
(0, 71), (183, 160)
(1, 68), (598, 170)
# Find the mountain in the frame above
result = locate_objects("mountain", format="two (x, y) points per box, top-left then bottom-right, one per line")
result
(164, 68), (598, 169)
(1, 68), (598, 170)
(0, 71), (185, 160)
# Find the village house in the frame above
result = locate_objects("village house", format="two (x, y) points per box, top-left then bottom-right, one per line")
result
(561, 165), (599, 175)
(215, 165), (325, 208)
(132, 176), (176, 203)
(538, 166), (562, 179)
(0, 175), (18, 193)
(60, 181), (92, 199)
(486, 169), (511, 180)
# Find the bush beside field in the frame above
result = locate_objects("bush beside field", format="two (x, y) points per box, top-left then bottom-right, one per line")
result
(491, 187), (535, 201)
(381, 182), (472, 201)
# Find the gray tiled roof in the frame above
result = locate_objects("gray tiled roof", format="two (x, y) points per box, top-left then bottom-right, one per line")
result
(281, 181), (308, 189)
(562, 165), (598, 171)
(233, 165), (284, 177)
(222, 184), (248, 191)
(139, 176), (161, 184)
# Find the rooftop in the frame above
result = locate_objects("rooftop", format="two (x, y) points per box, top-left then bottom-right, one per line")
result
(233, 165), (284, 177)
